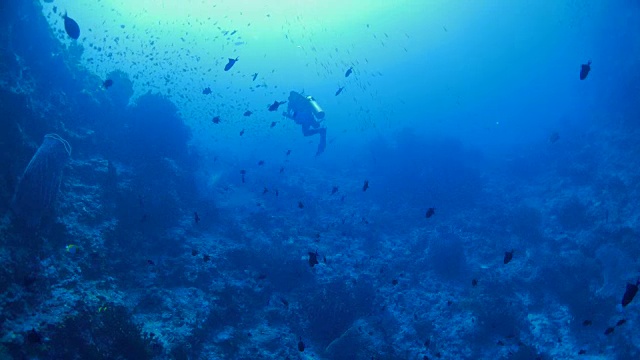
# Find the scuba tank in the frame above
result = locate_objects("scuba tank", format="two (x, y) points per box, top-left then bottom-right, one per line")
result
(306, 96), (325, 119)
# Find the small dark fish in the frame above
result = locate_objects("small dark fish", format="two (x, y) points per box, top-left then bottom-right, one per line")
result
(582, 320), (592, 326)
(425, 207), (435, 218)
(212, 116), (221, 124)
(298, 337), (305, 352)
(578, 349), (586, 355)
(270, 121), (277, 128)
(579, 60), (591, 80)
(616, 319), (626, 327)
(622, 281), (639, 307)
(504, 250), (514, 264)
(23, 272), (38, 287)
(240, 169), (246, 183)
(443, 26), (448, 32)
(194, 212), (200, 224)
(26, 328), (43, 344)
(279, 167), (284, 173)
(239, 129), (245, 136)
(392, 279), (398, 285)
(203, 254), (211, 262)
(345, 67), (353, 77)
(268, 100), (286, 111)
(331, 186), (339, 195)
(224, 57), (238, 71)
(286, 149), (291, 156)
(275, 189), (279, 197)
(191, 249), (199, 256)
(146, 259), (155, 266)
(63, 13), (80, 40)
(549, 131), (559, 144)
(243, 110), (252, 116)
(471, 279), (478, 287)
(604, 327), (614, 335)
(308, 251), (319, 267)
(335, 86), (344, 96)
(258, 160), (264, 166)
(496, 340), (505, 346)
(298, 201), (304, 209)
(103, 79), (113, 89)
(280, 297), (289, 307)
(252, 73), (258, 81)
(362, 180), (369, 192)
(257, 273), (267, 280)
(202, 87), (212, 95)
(262, 187), (269, 195)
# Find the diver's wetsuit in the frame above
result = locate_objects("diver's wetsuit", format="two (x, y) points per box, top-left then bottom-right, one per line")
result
(283, 91), (327, 155)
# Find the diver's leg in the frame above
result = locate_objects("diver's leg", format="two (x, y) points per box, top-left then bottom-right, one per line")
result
(301, 124), (321, 137)
(316, 128), (327, 155)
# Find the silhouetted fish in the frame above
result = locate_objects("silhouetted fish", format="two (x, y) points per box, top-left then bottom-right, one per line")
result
(616, 319), (626, 327)
(224, 57), (238, 71)
(147, 259), (155, 266)
(252, 73), (258, 81)
(279, 167), (284, 173)
(362, 180), (369, 192)
(194, 212), (200, 224)
(298, 201), (304, 209)
(578, 350), (586, 355)
(240, 129), (245, 136)
(202, 87), (212, 95)
(240, 169), (246, 183)
(331, 186), (339, 195)
(103, 79), (113, 89)
(345, 67), (353, 77)
(258, 160), (264, 166)
(335, 86), (344, 96)
(286, 149), (291, 156)
(425, 208), (435, 218)
(622, 281), (639, 307)
(268, 100), (286, 111)
(308, 250), (319, 267)
(212, 116), (220, 124)
(203, 254), (211, 262)
(63, 13), (80, 39)
(472, 279), (478, 287)
(549, 131), (559, 143)
(191, 249), (199, 256)
(298, 337), (305, 352)
(243, 110), (252, 116)
(270, 121), (277, 128)
(604, 327), (614, 335)
(504, 250), (514, 264)
(582, 320), (592, 326)
(262, 187), (269, 195)
(579, 60), (591, 80)
(26, 328), (43, 344)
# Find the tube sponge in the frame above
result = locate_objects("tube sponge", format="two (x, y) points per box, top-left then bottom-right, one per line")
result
(11, 134), (71, 228)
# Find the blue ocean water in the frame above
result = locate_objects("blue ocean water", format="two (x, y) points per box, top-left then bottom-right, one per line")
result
(1, 0), (639, 359)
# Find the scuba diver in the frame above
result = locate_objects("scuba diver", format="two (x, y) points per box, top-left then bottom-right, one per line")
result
(282, 91), (327, 155)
